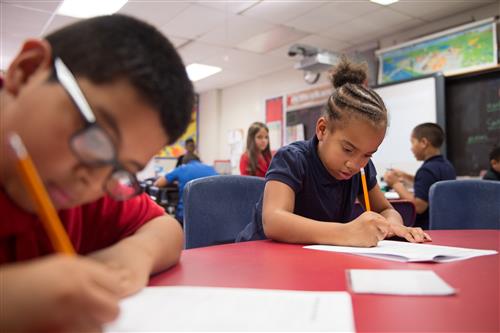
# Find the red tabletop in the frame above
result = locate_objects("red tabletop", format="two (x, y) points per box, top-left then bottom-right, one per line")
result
(150, 230), (500, 332)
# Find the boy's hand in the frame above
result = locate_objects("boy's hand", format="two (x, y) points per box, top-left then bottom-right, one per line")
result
(383, 170), (399, 186)
(388, 224), (432, 243)
(344, 211), (390, 247)
(1, 254), (127, 332)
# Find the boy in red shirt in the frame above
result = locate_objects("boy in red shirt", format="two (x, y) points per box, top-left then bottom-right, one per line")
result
(0, 15), (193, 331)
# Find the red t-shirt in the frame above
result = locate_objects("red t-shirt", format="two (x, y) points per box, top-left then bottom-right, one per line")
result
(239, 152), (271, 177)
(0, 188), (165, 263)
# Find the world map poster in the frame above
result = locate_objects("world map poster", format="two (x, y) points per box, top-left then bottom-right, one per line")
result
(377, 20), (497, 84)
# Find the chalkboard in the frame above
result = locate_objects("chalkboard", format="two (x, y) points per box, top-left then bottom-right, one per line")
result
(445, 68), (500, 176)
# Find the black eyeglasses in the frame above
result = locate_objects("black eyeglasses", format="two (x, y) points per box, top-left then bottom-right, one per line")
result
(53, 58), (141, 201)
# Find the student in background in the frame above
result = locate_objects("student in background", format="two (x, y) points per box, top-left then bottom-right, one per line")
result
(384, 123), (456, 229)
(240, 122), (272, 177)
(483, 146), (500, 181)
(0, 15), (193, 332)
(237, 57), (430, 246)
(154, 155), (218, 223)
(175, 137), (200, 168)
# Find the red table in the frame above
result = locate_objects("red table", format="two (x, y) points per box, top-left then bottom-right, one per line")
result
(150, 230), (500, 332)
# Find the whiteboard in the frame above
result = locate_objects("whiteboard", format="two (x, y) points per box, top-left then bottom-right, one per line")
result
(372, 76), (444, 177)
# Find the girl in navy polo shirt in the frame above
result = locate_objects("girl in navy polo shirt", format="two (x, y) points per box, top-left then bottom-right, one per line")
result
(238, 57), (431, 246)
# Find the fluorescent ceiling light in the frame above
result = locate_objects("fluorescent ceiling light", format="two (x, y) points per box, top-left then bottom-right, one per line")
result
(370, 0), (399, 5)
(57, 0), (128, 18)
(186, 63), (222, 82)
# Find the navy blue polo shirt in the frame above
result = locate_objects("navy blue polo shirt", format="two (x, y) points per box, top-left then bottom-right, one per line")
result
(236, 135), (377, 241)
(414, 154), (456, 229)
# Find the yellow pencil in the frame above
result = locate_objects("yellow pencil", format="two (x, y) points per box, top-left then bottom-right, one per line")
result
(9, 133), (76, 255)
(360, 167), (371, 212)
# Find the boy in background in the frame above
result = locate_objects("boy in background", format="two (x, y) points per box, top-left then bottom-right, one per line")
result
(483, 146), (500, 181)
(384, 123), (456, 229)
(175, 138), (200, 168)
(155, 155), (218, 223)
(0, 15), (193, 331)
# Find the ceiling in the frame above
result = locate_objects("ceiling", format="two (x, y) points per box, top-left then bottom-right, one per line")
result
(1, 0), (498, 92)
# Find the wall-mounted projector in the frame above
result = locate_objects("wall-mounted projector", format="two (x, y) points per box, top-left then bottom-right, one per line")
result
(288, 43), (338, 84)
(293, 52), (338, 73)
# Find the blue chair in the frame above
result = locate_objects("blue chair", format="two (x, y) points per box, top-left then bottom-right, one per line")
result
(183, 175), (265, 249)
(351, 200), (416, 227)
(429, 180), (500, 229)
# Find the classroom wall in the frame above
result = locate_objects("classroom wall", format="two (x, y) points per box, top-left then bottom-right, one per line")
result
(198, 3), (499, 174)
(199, 67), (326, 171)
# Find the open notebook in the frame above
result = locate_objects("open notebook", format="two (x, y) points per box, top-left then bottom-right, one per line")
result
(304, 240), (497, 262)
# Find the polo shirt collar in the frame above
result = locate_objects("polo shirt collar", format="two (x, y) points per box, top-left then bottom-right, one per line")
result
(423, 154), (443, 164)
(309, 135), (341, 186)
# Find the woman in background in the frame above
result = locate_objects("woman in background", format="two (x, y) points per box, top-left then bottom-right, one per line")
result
(240, 122), (272, 177)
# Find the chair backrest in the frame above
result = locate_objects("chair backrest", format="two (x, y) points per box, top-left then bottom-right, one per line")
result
(183, 175), (265, 249)
(429, 180), (500, 229)
(350, 200), (416, 227)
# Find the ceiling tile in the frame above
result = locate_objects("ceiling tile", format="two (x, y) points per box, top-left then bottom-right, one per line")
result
(198, 14), (274, 47)
(43, 15), (80, 35)
(320, 18), (379, 43)
(203, 48), (290, 74)
(195, 0), (259, 14)
(242, 1), (324, 25)
(2, 3), (52, 37)
(177, 41), (227, 65)
(237, 26), (308, 53)
(118, 1), (189, 27)
(3, 0), (62, 13)
(294, 35), (352, 52)
(359, 7), (414, 28)
(167, 35), (189, 48)
(159, 4), (227, 39)
(390, 0), (497, 21)
(284, 1), (381, 33)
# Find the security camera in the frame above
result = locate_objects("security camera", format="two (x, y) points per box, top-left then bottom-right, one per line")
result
(288, 43), (318, 57)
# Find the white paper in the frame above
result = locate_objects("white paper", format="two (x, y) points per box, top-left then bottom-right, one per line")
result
(305, 240), (498, 262)
(105, 286), (355, 332)
(384, 191), (400, 199)
(348, 269), (456, 295)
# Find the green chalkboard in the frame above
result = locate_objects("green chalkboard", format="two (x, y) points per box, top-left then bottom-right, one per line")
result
(445, 68), (500, 176)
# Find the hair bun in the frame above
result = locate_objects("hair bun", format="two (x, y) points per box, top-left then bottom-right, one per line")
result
(329, 56), (368, 88)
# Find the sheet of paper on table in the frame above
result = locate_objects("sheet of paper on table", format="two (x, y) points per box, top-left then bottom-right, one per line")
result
(105, 286), (355, 332)
(305, 240), (497, 262)
(348, 269), (456, 295)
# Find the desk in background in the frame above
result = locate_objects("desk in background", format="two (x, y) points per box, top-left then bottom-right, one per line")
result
(151, 230), (499, 332)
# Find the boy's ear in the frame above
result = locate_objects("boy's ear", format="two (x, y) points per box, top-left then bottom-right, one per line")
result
(420, 137), (430, 148)
(4, 39), (53, 96)
(316, 116), (328, 140)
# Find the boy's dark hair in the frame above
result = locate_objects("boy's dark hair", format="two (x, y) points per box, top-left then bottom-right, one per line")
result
(489, 146), (500, 161)
(324, 56), (387, 129)
(412, 123), (445, 148)
(185, 138), (195, 145)
(46, 14), (194, 144)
